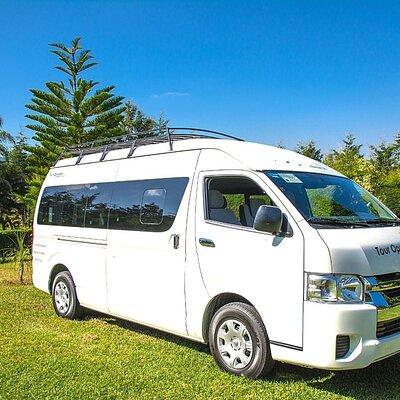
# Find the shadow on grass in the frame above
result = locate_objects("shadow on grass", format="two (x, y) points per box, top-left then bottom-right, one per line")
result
(271, 355), (400, 400)
(83, 309), (209, 354)
(83, 310), (400, 399)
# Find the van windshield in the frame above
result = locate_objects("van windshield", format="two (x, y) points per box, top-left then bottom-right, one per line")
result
(265, 171), (399, 227)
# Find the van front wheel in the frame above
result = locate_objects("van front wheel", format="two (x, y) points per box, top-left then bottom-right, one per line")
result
(209, 302), (275, 379)
(51, 271), (83, 319)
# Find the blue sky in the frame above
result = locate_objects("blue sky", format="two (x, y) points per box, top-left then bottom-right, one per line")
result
(1, 0), (400, 152)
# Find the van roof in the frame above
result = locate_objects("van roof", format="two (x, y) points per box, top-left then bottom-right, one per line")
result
(54, 133), (340, 176)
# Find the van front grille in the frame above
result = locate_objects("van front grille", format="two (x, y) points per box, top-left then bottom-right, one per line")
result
(365, 273), (400, 339)
(383, 286), (400, 299)
(377, 317), (400, 338)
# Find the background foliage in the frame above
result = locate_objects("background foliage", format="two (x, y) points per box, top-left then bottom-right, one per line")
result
(0, 37), (158, 227)
(24, 37), (126, 209)
(0, 229), (31, 262)
(295, 134), (400, 216)
(0, 36), (399, 233)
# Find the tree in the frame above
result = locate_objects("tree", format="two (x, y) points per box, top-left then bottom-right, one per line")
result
(324, 134), (363, 179)
(153, 113), (169, 133)
(120, 101), (168, 139)
(295, 140), (323, 162)
(0, 134), (30, 228)
(0, 116), (15, 220)
(25, 37), (126, 209)
(370, 135), (400, 173)
(0, 116), (14, 159)
(370, 135), (400, 216)
(324, 134), (375, 190)
(120, 101), (155, 135)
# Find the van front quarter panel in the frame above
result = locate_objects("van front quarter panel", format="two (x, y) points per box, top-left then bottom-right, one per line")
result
(193, 166), (305, 349)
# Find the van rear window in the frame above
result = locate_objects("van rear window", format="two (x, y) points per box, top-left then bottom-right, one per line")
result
(37, 177), (189, 232)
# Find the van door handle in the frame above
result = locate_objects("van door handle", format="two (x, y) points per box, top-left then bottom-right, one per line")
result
(172, 234), (180, 249)
(199, 238), (215, 248)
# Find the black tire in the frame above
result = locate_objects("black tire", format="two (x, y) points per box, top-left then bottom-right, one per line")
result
(209, 302), (275, 379)
(51, 271), (83, 319)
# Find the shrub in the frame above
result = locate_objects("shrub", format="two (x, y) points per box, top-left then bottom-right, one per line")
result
(4, 231), (31, 282)
(0, 229), (31, 262)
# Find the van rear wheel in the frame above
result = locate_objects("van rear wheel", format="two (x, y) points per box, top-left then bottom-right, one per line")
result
(51, 271), (83, 319)
(209, 302), (275, 379)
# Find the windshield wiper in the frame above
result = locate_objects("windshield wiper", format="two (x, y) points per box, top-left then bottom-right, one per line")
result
(307, 217), (370, 227)
(363, 219), (400, 226)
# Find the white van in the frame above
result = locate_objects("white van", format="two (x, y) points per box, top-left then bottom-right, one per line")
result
(33, 128), (400, 379)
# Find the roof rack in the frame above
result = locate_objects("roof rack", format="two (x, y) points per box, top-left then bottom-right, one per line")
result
(55, 127), (244, 165)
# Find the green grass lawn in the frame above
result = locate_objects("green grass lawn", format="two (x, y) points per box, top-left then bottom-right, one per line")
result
(1, 264), (400, 400)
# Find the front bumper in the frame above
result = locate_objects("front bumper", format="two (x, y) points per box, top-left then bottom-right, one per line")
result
(271, 301), (400, 370)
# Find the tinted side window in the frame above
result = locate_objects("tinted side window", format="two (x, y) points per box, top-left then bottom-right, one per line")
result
(140, 189), (166, 225)
(85, 183), (113, 229)
(37, 183), (112, 228)
(108, 181), (142, 230)
(61, 185), (87, 227)
(38, 177), (188, 232)
(109, 177), (189, 232)
(38, 185), (85, 226)
(38, 187), (63, 226)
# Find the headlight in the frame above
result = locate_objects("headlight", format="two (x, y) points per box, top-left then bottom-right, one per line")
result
(307, 274), (364, 303)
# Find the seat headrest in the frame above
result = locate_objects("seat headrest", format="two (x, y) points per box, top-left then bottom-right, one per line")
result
(249, 198), (265, 216)
(209, 190), (225, 209)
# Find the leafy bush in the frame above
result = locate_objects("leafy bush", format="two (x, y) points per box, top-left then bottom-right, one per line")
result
(0, 229), (31, 262)
(377, 186), (400, 217)
(3, 231), (31, 282)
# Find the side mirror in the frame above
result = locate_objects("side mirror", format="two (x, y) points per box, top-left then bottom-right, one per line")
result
(253, 205), (283, 235)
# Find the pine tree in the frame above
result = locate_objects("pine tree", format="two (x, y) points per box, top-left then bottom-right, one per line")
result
(295, 140), (323, 162)
(370, 140), (398, 172)
(0, 134), (30, 228)
(370, 134), (400, 216)
(324, 134), (375, 190)
(324, 134), (363, 173)
(153, 113), (169, 133)
(0, 116), (14, 159)
(24, 37), (125, 208)
(120, 101), (155, 135)
(120, 102), (169, 139)
(0, 116), (15, 207)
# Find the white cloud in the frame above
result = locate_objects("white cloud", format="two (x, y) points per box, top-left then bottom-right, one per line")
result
(145, 189), (166, 197)
(151, 91), (189, 99)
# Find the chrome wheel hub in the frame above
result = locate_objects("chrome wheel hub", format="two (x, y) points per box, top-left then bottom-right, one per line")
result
(217, 319), (253, 369)
(54, 282), (70, 313)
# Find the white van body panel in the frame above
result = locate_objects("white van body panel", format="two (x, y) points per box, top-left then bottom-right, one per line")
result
(33, 161), (118, 312)
(194, 168), (304, 347)
(106, 150), (200, 335)
(56, 138), (341, 176)
(317, 226), (400, 276)
(32, 136), (400, 371)
(298, 220), (332, 274)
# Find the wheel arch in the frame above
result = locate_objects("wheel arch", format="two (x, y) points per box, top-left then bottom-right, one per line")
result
(202, 292), (255, 343)
(48, 264), (70, 293)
